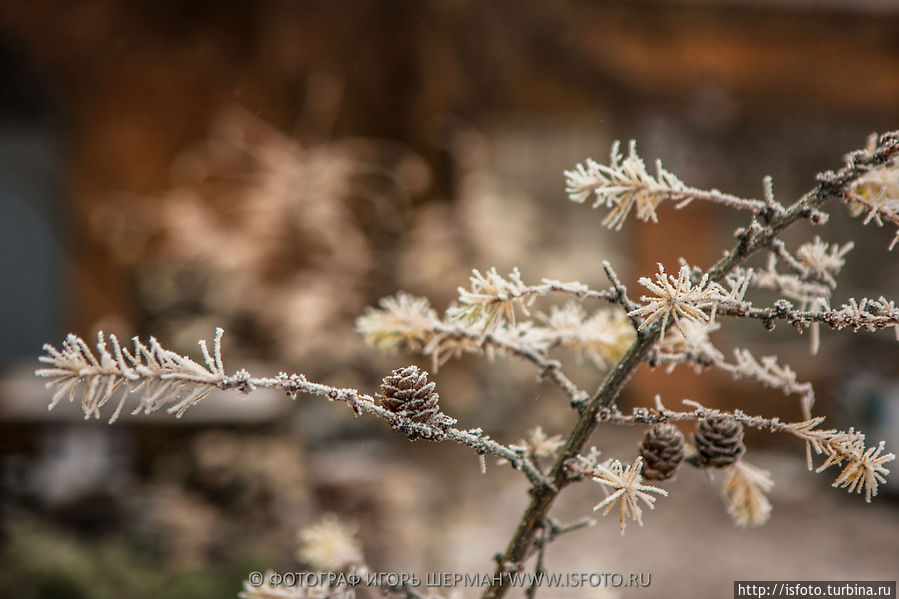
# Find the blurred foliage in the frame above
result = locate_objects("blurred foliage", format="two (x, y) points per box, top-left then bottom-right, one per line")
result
(0, 517), (263, 599)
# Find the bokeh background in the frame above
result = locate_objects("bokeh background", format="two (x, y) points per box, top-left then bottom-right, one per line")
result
(1, 1), (898, 597)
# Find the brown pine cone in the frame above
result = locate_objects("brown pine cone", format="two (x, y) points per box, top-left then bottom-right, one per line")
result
(639, 423), (685, 481)
(693, 415), (745, 468)
(379, 365), (440, 423)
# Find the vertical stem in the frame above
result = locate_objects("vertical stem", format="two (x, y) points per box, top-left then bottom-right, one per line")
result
(525, 528), (547, 599)
(482, 332), (659, 599)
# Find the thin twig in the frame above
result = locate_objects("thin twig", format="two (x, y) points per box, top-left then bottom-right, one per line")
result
(714, 298), (899, 334)
(431, 324), (591, 409)
(768, 239), (813, 279)
(524, 527), (547, 599)
(262, 373), (555, 490)
(522, 516), (595, 562)
(602, 260), (642, 328)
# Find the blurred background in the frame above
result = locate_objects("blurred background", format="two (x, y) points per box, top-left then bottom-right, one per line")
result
(1, 1), (898, 597)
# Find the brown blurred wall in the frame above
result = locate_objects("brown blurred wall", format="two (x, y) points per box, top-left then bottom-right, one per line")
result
(1, 0), (898, 413)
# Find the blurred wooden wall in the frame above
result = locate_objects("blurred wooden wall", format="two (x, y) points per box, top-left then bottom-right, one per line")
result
(1, 0), (897, 417)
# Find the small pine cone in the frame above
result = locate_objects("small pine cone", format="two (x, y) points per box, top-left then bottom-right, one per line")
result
(639, 423), (685, 481)
(694, 415), (746, 468)
(379, 365), (440, 423)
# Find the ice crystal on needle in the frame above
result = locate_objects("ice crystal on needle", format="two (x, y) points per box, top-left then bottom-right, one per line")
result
(787, 419), (895, 502)
(447, 267), (531, 331)
(564, 140), (686, 230)
(629, 264), (723, 338)
(591, 456), (668, 534)
(565, 140), (763, 230)
(36, 329), (226, 423)
(822, 439), (894, 503)
(796, 237), (853, 287)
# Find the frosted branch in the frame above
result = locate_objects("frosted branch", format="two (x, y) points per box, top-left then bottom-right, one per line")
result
(601, 400), (893, 503)
(750, 257), (832, 306)
(761, 175), (786, 219)
(36, 329), (226, 422)
(565, 140), (765, 230)
(628, 263), (727, 338)
(715, 296), (899, 339)
(717, 349), (816, 417)
(357, 290), (642, 406)
(846, 158), (899, 250)
(445, 267), (617, 333)
(37, 330), (551, 490)
(647, 344), (814, 415)
(34, 131), (899, 599)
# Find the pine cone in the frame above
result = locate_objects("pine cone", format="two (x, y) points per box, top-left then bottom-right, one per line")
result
(694, 415), (745, 468)
(639, 423), (685, 481)
(379, 365), (440, 423)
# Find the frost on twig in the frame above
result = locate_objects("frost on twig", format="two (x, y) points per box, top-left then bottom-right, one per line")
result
(34, 131), (899, 599)
(585, 456), (668, 535)
(356, 285), (636, 405)
(35, 329), (227, 423)
(36, 330), (558, 489)
(717, 233), (887, 355)
(795, 237), (854, 288)
(750, 257), (832, 305)
(564, 140), (764, 230)
(711, 293), (899, 350)
(718, 349), (815, 417)
(628, 264), (725, 338)
(816, 296), (899, 340)
(357, 272), (625, 373)
(847, 159), (899, 250)
(445, 267), (615, 334)
(788, 419), (895, 503)
(447, 267), (533, 332)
